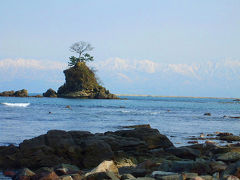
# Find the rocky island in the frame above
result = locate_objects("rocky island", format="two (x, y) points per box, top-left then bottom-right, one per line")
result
(56, 62), (118, 99)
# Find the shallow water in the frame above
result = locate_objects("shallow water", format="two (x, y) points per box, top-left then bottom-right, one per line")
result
(0, 96), (240, 146)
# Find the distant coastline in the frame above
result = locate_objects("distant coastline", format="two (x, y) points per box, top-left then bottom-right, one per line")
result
(116, 94), (238, 100)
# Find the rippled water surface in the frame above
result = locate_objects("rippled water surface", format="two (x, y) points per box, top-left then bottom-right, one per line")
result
(0, 96), (240, 146)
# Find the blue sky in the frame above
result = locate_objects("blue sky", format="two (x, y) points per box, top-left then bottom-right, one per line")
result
(0, 0), (240, 97)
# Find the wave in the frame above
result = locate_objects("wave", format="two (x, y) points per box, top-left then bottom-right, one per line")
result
(1, 102), (30, 107)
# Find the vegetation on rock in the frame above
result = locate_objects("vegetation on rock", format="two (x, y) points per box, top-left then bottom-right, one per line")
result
(58, 42), (118, 99)
(68, 41), (94, 66)
(58, 62), (117, 99)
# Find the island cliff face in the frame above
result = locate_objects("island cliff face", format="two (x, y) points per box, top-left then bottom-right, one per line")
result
(57, 62), (118, 99)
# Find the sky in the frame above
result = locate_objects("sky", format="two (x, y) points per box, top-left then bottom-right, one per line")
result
(0, 0), (240, 97)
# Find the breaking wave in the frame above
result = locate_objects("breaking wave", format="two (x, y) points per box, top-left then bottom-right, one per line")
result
(1, 103), (30, 107)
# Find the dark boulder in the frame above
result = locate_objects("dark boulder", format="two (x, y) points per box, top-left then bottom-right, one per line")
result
(159, 160), (211, 175)
(0, 127), (174, 170)
(165, 147), (201, 160)
(107, 127), (174, 149)
(43, 88), (57, 97)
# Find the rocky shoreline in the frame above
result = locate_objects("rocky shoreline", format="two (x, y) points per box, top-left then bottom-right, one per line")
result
(1, 125), (240, 179)
(0, 89), (42, 98)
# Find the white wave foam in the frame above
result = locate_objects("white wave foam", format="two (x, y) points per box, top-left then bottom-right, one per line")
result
(1, 103), (30, 107)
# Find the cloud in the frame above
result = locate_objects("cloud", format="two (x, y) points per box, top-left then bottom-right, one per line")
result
(117, 73), (132, 82)
(0, 58), (66, 91)
(0, 58), (66, 70)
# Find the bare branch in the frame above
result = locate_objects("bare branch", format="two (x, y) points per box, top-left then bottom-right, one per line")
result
(68, 41), (94, 66)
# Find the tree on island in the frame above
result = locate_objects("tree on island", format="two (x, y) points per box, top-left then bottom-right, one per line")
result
(68, 41), (94, 66)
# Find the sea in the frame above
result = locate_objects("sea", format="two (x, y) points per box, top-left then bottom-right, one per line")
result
(0, 95), (240, 179)
(0, 95), (240, 147)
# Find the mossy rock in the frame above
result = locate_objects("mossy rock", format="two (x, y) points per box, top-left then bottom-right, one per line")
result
(43, 88), (57, 97)
(57, 62), (118, 99)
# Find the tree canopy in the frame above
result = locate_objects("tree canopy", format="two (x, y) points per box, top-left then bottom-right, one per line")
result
(68, 41), (94, 66)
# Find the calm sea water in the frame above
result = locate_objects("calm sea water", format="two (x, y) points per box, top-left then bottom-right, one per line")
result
(0, 96), (240, 147)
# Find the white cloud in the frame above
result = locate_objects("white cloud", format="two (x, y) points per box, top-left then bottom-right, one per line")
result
(0, 58), (66, 82)
(117, 73), (132, 82)
(0, 58), (66, 70)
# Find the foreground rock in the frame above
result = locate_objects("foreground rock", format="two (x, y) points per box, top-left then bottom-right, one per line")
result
(0, 126), (173, 170)
(57, 62), (118, 99)
(3, 127), (240, 179)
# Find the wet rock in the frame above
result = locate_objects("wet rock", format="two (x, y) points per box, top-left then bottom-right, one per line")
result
(43, 88), (57, 97)
(165, 147), (200, 160)
(204, 113), (211, 116)
(216, 132), (233, 137)
(229, 117), (240, 119)
(120, 174), (136, 180)
(223, 161), (240, 178)
(46, 130), (75, 148)
(84, 171), (119, 180)
(156, 174), (182, 180)
(199, 175), (213, 180)
(118, 167), (149, 177)
(159, 160), (211, 175)
(205, 141), (217, 146)
(66, 105), (71, 109)
(35, 167), (54, 174)
(217, 152), (240, 162)
(151, 171), (178, 179)
(95, 133), (147, 153)
(209, 161), (227, 173)
(0, 127), (173, 170)
(136, 160), (157, 170)
(219, 135), (240, 142)
(108, 127), (174, 149)
(122, 124), (151, 129)
(81, 139), (114, 168)
(188, 141), (198, 144)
